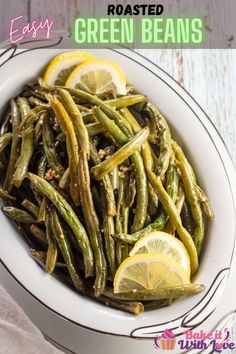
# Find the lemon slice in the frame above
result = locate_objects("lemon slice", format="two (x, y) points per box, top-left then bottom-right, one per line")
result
(114, 253), (190, 293)
(129, 231), (190, 276)
(43, 51), (94, 86)
(65, 59), (127, 95)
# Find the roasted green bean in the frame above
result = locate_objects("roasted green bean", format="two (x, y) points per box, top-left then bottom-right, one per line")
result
(101, 191), (116, 276)
(50, 206), (85, 292)
(45, 213), (58, 273)
(78, 150), (107, 296)
(2, 206), (36, 223)
(93, 107), (148, 232)
(0, 184), (16, 200)
(30, 224), (47, 245)
(105, 95), (146, 109)
(48, 95), (79, 206)
(13, 97), (33, 188)
(148, 170), (198, 275)
(42, 116), (65, 177)
(113, 283), (205, 300)
(4, 100), (21, 192)
(27, 173), (94, 278)
(19, 105), (48, 131)
(91, 127), (149, 181)
(57, 88), (90, 158)
(0, 133), (12, 154)
(89, 141), (116, 216)
(144, 103), (171, 179)
(21, 199), (39, 217)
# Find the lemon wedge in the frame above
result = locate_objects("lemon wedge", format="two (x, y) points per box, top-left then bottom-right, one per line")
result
(43, 51), (94, 86)
(129, 231), (190, 276)
(114, 253), (190, 293)
(65, 59), (127, 95)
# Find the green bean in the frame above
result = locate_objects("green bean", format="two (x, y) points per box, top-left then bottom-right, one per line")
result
(93, 107), (148, 232)
(120, 107), (141, 134)
(0, 184), (16, 200)
(37, 197), (47, 222)
(91, 127), (149, 181)
(91, 128), (149, 180)
(2, 206), (37, 223)
(135, 158), (179, 235)
(56, 132), (65, 142)
(165, 185), (185, 235)
(101, 191), (116, 277)
(58, 88), (90, 158)
(144, 103), (171, 178)
(48, 95), (79, 206)
(93, 106), (128, 144)
(102, 299), (143, 314)
(37, 155), (47, 178)
(19, 105), (48, 131)
(172, 138), (205, 222)
(26, 85), (48, 101)
(148, 183), (158, 216)
(31, 249), (66, 268)
(172, 140), (197, 181)
(127, 171), (136, 208)
(110, 167), (119, 191)
(42, 116), (64, 177)
(31, 249), (47, 262)
(27, 173), (94, 277)
(82, 112), (97, 124)
(30, 224), (47, 245)
(147, 156), (178, 227)
(120, 175), (130, 261)
(130, 151), (148, 233)
(86, 122), (106, 136)
(64, 88), (133, 137)
(76, 104), (91, 113)
(34, 112), (46, 146)
(181, 201), (195, 236)
(4, 99), (21, 192)
(195, 184), (214, 219)
(113, 284), (205, 300)
(166, 158), (179, 202)
(148, 170), (198, 275)
(120, 107), (154, 173)
(21, 199), (39, 217)
(0, 133), (12, 154)
(85, 286), (144, 314)
(28, 96), (50, 107)
(31, 182), (43, 206)
(89, 141), (116, 216)
(113, 213), (167, 244)
(45, 213), (58, 273)
(59, 167), (70, 190)
(0, 112), (11, 136)
(13, 98), (33, 188)
(177, 161), (204, 255)
(78, 150), (107, 296)
(50, 207), (85, 292)
(116, 176), (128, 265)
(105, 95), (146, 109)
(91, 184), (101, 214)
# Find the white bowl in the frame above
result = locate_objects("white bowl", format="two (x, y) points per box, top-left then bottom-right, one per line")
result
(0, 36), (236, 353)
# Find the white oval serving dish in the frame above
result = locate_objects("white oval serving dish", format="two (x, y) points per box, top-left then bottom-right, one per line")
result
(0, 36), (235, 353)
